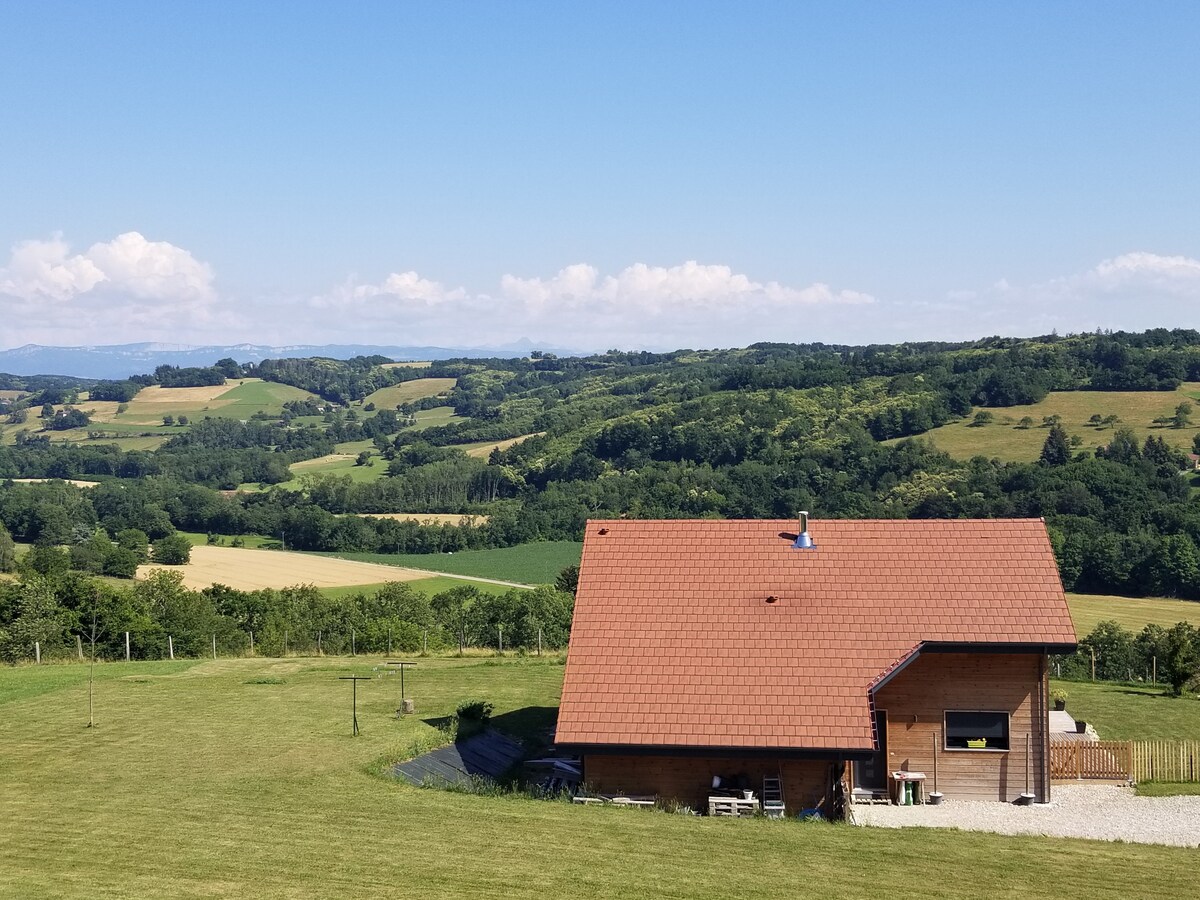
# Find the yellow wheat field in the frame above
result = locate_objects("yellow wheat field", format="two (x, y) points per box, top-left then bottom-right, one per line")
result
(138, 544), (428, 591)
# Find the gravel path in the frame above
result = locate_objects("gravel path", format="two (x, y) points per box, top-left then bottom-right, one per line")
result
(852, 784), (1200, 847)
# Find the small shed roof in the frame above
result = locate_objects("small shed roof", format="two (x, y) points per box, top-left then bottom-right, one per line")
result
(557, 518), (1076, 753)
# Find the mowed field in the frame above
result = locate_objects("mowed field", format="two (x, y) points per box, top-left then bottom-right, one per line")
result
(138, 544), (431, 590)
(326, 541), (583, 586)
(902, 383), (1200, 461)
(0, 658), (1193, 899)
(1068, 593), (1199, 634)
(462, 432), (545, 458)
(363, 377), (457, 408)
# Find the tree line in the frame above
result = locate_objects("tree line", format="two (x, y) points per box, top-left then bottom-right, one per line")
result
(0, 568), (573, 664)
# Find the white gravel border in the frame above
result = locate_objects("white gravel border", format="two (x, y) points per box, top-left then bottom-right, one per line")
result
(852, 784), (1200, 847)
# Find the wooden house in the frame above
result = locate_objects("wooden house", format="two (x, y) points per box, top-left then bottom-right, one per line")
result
(556, 518), (1077, 815)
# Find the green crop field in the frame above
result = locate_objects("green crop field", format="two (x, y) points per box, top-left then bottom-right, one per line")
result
(364, 377), (457, 408)
(1049, 679), (1200, 741)
(1068, 593), (1199, 634)
(0, 658), (1193, 899)
(897, 383), (1200, 462)
(322, 541), (583, 585)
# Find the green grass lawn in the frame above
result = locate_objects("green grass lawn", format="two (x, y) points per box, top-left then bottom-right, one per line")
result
(1136, 781), (1200, 796)
(322, 541), (583, 585)
(1067, 593), (1199, 634)
(0, 658), (1194, 899)
(896, 382), (1200, 462)
(1050, 679), (1200, 741)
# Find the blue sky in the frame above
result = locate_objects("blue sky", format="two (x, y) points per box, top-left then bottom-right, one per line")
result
(2, 2), (1198, 351)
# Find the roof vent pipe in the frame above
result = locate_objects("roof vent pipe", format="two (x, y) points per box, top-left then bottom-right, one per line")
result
(793, 511), (814, 549)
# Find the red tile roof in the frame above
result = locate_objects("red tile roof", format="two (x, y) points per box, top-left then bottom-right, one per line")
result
(557, 518), (1076, 752)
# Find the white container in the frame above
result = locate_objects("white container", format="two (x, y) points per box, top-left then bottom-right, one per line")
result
(743, 789), (754, 800)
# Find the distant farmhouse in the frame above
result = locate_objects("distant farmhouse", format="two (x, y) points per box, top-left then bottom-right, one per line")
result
(557, 517), (1077, 815)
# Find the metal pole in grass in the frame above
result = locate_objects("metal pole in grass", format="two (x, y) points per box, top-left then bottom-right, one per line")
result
(352, 628), (356, 656)
(125, 631), (130, 662)
(339, 675), (369, 736)
(498, 625), (503, 656)
(212, 635), (217, 660)
(169, 636), (174, 660)
(34, 641), (40, 664)
(538, 627), (542, 657)
(77, 634), (83, 661)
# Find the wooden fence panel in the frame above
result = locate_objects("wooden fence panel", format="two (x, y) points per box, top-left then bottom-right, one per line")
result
(1131, 740), (1200, 783)
(1054, 740), (1200, 783)
(1050, 741), (1131, 781)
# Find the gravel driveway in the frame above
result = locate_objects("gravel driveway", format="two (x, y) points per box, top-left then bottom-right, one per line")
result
(852, 784), (1200, 847)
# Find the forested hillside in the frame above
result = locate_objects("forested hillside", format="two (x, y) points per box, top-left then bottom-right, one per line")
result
(2, 329), (1200, 601)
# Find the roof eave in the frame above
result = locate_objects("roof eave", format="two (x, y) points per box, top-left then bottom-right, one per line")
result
(555, 742), (876, 761)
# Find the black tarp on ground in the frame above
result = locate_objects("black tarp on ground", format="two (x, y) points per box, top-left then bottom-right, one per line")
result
(394, 730), (525, 786)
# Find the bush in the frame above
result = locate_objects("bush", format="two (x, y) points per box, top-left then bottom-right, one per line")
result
(151, 533), (192, 565)
(456, 699), (494, 721)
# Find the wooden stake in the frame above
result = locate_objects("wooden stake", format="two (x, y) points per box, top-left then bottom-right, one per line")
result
(76, 634), (83, 660)
(932, 731), (938, 794)
(169, 636), (174, 660)
(249, 631), (254, 655)
(1153, 655), (1157, 684)
(212, 635), (217, 660)
(351, 627), (355, 656)
(538, 627), (542, 657)
(1090, 647), (1096, 682)
(422, 629), (427, 655)
(34, 641), (41, 664)
(498, 625), (503, 656)
(284, 629), (288, 656)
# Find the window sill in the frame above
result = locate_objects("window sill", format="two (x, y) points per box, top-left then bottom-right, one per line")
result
(944, 747), (1010, 753)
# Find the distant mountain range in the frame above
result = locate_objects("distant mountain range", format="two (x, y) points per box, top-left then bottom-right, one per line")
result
(0, 340), (582, 380)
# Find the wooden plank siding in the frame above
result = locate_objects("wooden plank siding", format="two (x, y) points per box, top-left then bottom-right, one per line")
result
(872, 652), (1049, 802)
(582, 755), (830, 815)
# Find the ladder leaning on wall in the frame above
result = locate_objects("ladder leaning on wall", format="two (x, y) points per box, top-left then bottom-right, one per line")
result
(762, 774), (785, 818)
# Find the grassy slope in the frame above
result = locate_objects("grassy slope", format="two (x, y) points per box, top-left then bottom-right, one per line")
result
(899, 382), (1200, 461)
(0, 658), (1193, 899)
(1050, 679), (1200, 741)
(323, 542), (584, 585)
(1067, 593), (1199, 634)
(364, 377), (457, 408)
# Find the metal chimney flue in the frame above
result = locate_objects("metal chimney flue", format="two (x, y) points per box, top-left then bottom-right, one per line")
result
(793, 511), (815, 549)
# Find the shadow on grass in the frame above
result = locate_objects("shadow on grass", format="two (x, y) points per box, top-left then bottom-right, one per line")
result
(491, 706), (558, 745)
(420, 706), (558, 745)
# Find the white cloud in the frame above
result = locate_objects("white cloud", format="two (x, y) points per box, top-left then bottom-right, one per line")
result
(500, 261), (873, 314)
(0, 232), (213, 303)
(314, 271), (468, 310)
(925, 251), (1200, 341)
(310, 261), (874, 349)
(0, 232), (228, 345)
